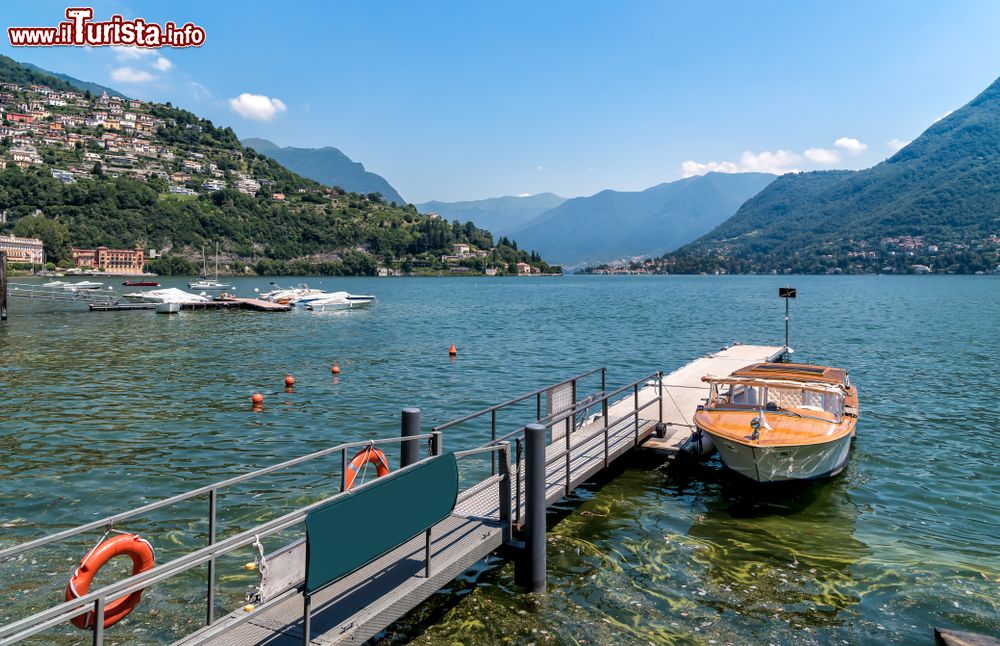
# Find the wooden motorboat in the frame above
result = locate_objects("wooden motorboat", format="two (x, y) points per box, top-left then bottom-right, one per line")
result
(693, 362), (859, 483)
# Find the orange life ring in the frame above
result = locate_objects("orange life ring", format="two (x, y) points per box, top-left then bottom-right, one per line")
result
(65, 533), (155, 629)
(344, 446), (391, 490)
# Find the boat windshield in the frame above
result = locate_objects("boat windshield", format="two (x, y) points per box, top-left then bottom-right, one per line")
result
(708, 382), (844, 420)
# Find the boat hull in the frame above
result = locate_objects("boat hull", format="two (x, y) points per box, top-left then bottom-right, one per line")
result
(703, 431), (853, 483)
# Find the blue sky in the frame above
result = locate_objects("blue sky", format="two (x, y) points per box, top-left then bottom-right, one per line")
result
(4, 1), (1000, 202)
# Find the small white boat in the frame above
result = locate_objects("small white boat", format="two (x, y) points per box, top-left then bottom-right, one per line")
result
(296, 291), (376, 311)
(156, 302), (181, 314)
(43, 280), (104, 290)
(189, 242), (232, 290)
(257, 283), (323, 304)
(187, 279), (233, 290)
(123, 287), (210, 304)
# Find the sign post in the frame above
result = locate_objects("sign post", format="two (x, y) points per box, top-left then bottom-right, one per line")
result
(778, 287), (795, 349)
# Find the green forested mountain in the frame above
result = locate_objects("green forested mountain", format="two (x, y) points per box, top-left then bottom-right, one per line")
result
(0, 55), (79, 94)
(652, 77), (1000, 275)
(241, 138), (405, 205)
(416, 193), (567, 238)
(21, 61), (127, 99)
(0, 58), (556, 276)
(514, 172), (775, 266)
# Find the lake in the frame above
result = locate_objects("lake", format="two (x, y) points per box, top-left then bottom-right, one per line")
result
(1, 275), (997, 644)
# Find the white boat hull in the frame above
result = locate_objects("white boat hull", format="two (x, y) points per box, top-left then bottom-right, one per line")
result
(705, 432), (853, 483)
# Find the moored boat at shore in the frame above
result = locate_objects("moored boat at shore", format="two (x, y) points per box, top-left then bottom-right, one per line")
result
(122, 287), (211, 304)
(693, 363), (859, 483)
(42, 280), (103, 290)
(297, 290), (377, 311)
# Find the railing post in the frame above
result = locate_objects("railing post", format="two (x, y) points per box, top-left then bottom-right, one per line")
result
(536, 392), (542, 421)
(206, 488), (217, 625)
(498, 442), (512, 544)
(634, 384), (640, 445)
(425, 527), (433, 577)
(658, 371), (664, 424)
(430, 431), (443, 456)
(564, 415), (571, 496)
(92, 596), (105, 646)
(302, 593), (311, 646)
(515, 423), (546, 593)
(601, 368), (606, 397)
(604, 408), (610, 468)
(400, 407), (421, 469)
(340, 447), (347, 492)
(515, 437), (523, 526)
(491, 409), (497, 475)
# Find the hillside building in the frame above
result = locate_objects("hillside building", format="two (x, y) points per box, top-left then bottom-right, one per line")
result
(72, 245), (145, 274)
(0, 234), (45, 264)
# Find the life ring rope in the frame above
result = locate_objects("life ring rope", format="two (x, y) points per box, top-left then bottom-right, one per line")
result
(344, 445), (391, 490)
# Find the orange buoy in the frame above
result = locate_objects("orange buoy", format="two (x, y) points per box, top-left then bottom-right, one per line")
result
(251, 392), (264, 405)
(343, 446), (391, 490)
(448, 343), (457, 356)
(66, 534), (155, 629)
(331, 363), (341, 374)
(284, 374), (295, 387)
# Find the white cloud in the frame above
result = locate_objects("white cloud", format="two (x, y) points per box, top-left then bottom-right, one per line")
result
(804, 147), (841, 164)
(518, 192), (531, 197)
(536, 165), (544, 171)
(834, 137), (867, 154)
(110, 45), (156, 61)
(228, 93), (287, 121)
(152, 56), (173, 71)
(681, 149), (801, 178)
(887, 138), (910, 153)
(933, 110), (953, 123)
(111, 67), (154, 83)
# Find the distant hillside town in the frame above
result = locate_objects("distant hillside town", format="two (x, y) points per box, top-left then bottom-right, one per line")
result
(0, 83), (267, 197)
(0, 63), (559, 277)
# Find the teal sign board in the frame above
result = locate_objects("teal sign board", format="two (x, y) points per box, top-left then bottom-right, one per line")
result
(304, 452), (459, 593)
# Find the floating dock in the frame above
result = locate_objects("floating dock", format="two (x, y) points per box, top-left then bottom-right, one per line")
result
(0, 344), (786, 646)
(639, 344), (788, 452)
(88, 298), (292, 312)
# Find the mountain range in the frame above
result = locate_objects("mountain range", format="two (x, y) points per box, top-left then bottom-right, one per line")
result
(241, 138), (405, 205)
(508, 172), (775, 266)
(415, 193), (566, 237)
(650, 77), (1000, 274)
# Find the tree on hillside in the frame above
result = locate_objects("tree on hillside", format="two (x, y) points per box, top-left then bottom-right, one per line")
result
(13, 215), (72, 265)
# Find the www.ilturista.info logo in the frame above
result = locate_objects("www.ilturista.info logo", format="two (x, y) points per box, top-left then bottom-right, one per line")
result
(8, 7), (205, 48)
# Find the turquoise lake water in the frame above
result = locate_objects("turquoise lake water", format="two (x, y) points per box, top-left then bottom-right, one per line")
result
(0, 275), (997, 644)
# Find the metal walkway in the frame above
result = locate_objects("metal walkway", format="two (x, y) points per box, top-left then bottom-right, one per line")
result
(0, 344), (786, 646)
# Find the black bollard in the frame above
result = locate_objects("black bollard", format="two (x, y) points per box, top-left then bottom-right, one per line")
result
(516, 423), (546, 592)
(400, 408), (421, 468)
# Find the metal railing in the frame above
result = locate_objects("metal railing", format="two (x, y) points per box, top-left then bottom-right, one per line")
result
(0, 432), (444, 645)
(481, 371), (663, 526)
(184, 442), (514, 646)
(433, 367), (606, 475)
(6, 283), (120, 305)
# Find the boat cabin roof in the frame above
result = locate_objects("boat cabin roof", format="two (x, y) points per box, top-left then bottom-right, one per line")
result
(730, 362), (847, 385)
